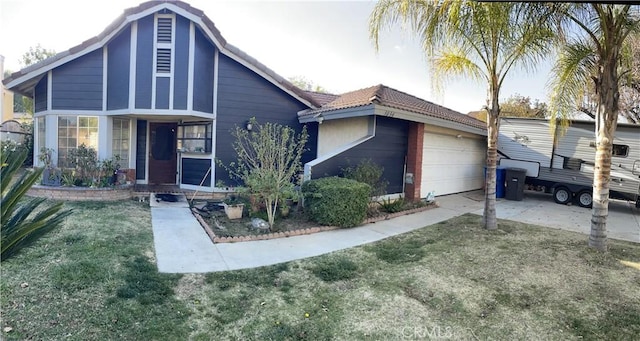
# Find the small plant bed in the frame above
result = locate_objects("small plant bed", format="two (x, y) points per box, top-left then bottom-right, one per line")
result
(365, 198), (437, 222)
(194, 202), (333, 242)
(192, 197), (438, 243)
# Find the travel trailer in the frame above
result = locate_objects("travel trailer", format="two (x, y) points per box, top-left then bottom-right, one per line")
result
(497, 117), (640, 208)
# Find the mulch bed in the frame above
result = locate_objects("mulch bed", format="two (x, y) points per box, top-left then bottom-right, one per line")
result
(192, 200), (439, 244)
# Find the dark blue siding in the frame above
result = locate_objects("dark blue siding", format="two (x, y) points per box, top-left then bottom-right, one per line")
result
(155, 77), (170, 109)
(173, 15), (190, 110)
(51, 49), (103, 110)
(214, 54), (314, 186)
(34, 74), (47, 112)
(181, 158), (212, 186)
(107, 26), (131, 110)
(135, 16), (153, 109)
(193, 28), (214, 113)
(136, 119), (147, 180)
(311, 116), (408, 194)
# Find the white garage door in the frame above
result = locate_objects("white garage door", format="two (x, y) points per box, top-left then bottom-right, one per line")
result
(421, 132), (486, 197)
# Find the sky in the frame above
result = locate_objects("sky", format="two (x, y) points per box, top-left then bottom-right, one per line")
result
(0, 0), (554, 114)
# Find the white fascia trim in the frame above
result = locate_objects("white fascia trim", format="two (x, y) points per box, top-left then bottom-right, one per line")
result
(213, 49), (219, 119)
(303, 132), (375, 181)
(5, 9), (153, 90)
(129, 21), (138, 110)
(46, 71), (52, 111)
(298, 105), (374, 123)
(373, 105), (487, 136)
(187, 22), (195, 111)
(102, 47), (108, 111)
(47, 110), (109, 116)
(103, 109), (215, 119)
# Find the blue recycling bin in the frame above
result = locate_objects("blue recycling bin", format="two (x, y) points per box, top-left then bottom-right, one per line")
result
(484, 166), (506, 198)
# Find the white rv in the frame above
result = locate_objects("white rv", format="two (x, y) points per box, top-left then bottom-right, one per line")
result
(497, 117), (640, 208)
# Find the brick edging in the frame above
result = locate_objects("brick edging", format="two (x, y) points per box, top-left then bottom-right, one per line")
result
(192, 201), (439, 244)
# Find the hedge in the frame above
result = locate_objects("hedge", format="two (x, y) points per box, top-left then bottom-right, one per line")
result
(302, 177), (371, 228)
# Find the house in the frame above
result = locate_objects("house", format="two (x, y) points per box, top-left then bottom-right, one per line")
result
(3, 0), (487, 199)
(301, 85), (487, 200)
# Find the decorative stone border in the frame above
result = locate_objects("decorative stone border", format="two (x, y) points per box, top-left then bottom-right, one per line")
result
(193, 201), (439, 243)
(27, 184), (134, 201)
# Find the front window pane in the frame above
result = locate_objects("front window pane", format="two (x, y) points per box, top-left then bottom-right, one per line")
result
(112, 118), (130, 167)
(57, 116), (98, 167)
(37, 117), (45, 154)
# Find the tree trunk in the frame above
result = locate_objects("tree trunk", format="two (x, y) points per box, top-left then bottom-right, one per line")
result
(590, 39), (620, 251)
(483, 88), (500, 230)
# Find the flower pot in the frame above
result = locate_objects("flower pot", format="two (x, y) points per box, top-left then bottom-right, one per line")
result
(223, 203), (244, 220)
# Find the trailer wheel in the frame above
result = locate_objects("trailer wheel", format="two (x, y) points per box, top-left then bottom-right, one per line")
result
(576, 190), (593, 208)
(553, 186), (572, 205)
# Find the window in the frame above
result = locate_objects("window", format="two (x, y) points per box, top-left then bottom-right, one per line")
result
(177, 122), (212, 153)
(58, 116), (98, 167)
(112, 118), (130, 167)
(612, 144), (629, 157)
(37, 117), (45, 153)
(155, 16), (173, 74)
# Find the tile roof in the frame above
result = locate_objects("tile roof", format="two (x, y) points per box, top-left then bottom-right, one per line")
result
(303, 90), (339, 106)
(300, 84), (486, 130)
(3, 0), (320, 108)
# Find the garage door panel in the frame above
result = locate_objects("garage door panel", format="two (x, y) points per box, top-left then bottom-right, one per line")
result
(421, 132), (486, 196)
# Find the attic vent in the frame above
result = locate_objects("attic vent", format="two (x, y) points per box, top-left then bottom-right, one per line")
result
(157, 17), (172, 43)
(156, 48), (171, 73)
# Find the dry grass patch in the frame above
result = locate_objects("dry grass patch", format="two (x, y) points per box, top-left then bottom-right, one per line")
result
(2, 202), (639, 341)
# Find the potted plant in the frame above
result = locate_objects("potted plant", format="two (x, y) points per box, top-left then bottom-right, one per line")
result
(223, 195), (245, 220)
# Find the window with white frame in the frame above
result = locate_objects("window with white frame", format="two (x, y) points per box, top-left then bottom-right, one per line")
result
(58, 116), (98, 167)
(37, 117), (45, 154)
(112, 118), (130, 167)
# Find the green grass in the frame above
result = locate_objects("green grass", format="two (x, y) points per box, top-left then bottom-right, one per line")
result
(2, 200), (640, 340)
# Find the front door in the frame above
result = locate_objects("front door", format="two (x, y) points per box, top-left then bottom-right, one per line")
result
(149, 122), (177, 184)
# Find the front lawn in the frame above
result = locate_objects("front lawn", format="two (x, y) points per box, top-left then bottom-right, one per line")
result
(1, 201), (639, 340)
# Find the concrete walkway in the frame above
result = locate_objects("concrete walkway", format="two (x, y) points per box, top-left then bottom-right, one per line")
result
(150, 191), (639, 273)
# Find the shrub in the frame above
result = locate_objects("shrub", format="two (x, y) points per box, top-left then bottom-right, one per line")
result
(302, 177), (370, 228)
(379, 197), (406, 213)
(221, 118), (308, 230)
(342, 159), (388, 198)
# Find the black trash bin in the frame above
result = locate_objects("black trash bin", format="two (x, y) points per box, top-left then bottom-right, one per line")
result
(505, 168), (527, 201)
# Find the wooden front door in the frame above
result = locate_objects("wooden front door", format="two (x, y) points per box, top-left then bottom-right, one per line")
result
(149, 122), (177, 184)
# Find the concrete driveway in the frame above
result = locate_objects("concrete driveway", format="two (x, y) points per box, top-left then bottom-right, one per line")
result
(438, 190), (640, 243)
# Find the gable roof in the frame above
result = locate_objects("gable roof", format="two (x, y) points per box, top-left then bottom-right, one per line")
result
(299, 84), (486, 130)
(3, 0), (320, 108)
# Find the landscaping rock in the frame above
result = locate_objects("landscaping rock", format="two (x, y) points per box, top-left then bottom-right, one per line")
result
(250, 218), (270, 231)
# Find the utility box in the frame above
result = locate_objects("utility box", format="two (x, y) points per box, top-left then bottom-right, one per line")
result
(505, 168), (527, 201)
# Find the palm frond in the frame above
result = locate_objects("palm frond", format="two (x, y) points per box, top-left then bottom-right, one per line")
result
(1, 148), (72, 261)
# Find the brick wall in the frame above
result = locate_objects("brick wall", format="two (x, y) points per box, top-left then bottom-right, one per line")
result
(27, 185), (134, 201)
(405, 122), (424, 201)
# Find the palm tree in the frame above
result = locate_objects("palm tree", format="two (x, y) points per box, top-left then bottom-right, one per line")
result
(369, 0), (554, 229)
(549, 4), (640, 251)
(1, 146), (72, 261)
